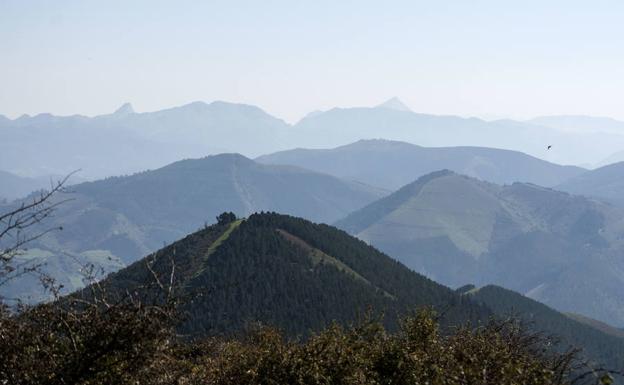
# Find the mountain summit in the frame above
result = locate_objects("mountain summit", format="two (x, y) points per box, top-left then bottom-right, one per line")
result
(101, 212), (488, 336)
(113, 102), (135, 115)
(376, 97), (412, 112)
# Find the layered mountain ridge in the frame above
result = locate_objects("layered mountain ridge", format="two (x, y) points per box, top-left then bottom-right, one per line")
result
(0, 154), (383, 303)
(98, 212), (624, 369)
(257, 139), (585, 190)
(336, 170), (624, 326)
(4, 100), (624, 179)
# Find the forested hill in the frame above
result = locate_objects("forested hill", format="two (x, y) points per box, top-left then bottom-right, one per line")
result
(463, 285), (624, 371)
(102, 212), (489, 337)
(0, 153), (384, 305)
(94, 212), (624, 370)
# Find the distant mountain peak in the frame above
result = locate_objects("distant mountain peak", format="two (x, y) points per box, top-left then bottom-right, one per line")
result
(186, 100), (209, 108)
(376, 97), (412, 112)
(302, 110), (324, 120)
(346, 138), (419, 150)
(114, 102), (135, 115)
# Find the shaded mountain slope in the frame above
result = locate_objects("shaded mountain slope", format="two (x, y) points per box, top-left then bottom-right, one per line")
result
(71, 153), (384, 239)
(0, 155), (383, 303)
(564, 312), (624, 340)
(464, 285), (624, 370)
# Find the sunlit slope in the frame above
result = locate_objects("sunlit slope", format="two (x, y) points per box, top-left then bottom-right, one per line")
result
(336, 171), (624, 326)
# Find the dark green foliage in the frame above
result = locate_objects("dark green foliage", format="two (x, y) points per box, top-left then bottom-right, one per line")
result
(3, 212), (622, 384)
(174, 310), (587, 385)
(466, 285), (624, 374)
(455, 284), (476, 294)
(102, 212), (490, 338)
(216, 211), (237, 225)
(0, 296), (178, 385)
(96, 213), (624, 375)
(2, 303), (597, 385)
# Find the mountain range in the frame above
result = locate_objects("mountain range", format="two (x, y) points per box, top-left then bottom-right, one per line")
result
(4, 99), (624, 370)
(0, 154), (383, 302)
(97, 212), (624, 369)
(6, 145), (624, 328)
(335, 170), (624, 327)
(3, 99), (624, 179)
(529, 115), (624, 135)
(0, 170), (52, 201)
(257, 139), (586, 190)
(0, 101), (290, 179)
(291, 103), (624, 166)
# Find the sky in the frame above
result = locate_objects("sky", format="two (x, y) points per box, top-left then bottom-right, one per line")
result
(1, 0), (623, 123)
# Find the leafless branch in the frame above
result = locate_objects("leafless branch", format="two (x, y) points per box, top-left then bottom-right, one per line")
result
(0, 171), (77, 291)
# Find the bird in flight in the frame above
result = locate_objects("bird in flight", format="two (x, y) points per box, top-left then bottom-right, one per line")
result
(547, 145), (552, 150)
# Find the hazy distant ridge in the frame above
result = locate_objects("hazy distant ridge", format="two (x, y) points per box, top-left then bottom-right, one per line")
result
(3, 99), (624, 179)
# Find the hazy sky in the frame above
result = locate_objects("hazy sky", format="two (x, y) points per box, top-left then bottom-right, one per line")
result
(1, 1), (623, 123)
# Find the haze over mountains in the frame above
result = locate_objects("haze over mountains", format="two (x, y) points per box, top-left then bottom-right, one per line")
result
(4, 97), (624, 371)
(529, 115), (624, 135)
(336, 170), (624, 327)
(528, 115), (624, 167)
(3, 98), (624, 180)
(3, 105), (624, 325)
(0, 170), (87, 202)
(257, 139), (586, 190)
(0, 170), (56, 201)
(0, 101), (290, 178)
(558, 161), (624, 208)
(0, 154), (383, 302)
(291, 100), (624, 166)
(7, 0), (624, 378)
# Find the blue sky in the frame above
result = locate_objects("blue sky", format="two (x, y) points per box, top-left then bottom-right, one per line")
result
(1, 0), (623, 122)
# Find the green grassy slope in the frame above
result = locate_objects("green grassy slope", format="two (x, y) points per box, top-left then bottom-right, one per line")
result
(335, 170), (624, 327)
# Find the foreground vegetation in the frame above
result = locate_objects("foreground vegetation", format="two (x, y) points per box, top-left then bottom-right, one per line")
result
(0, 294), (613, 385)
(0, 196), (617, 384)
